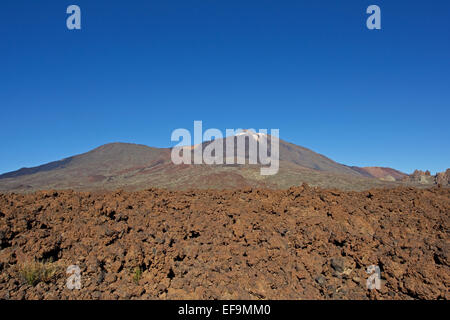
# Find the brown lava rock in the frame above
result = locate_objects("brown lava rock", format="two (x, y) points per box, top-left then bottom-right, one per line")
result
(0, 186), (449, 300)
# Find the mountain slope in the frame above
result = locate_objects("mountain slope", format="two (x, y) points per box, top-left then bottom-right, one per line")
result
(350, 166), (408, 181)
(0, 143), (171, 191)
(0, 143), (169, 181)
(183, 132), (363, 176)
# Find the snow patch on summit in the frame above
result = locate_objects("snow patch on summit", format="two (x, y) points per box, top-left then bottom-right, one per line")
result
(235, 130), (267, 141)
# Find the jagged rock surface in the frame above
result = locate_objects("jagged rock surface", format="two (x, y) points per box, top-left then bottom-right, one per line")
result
(0, 186), (448, 300)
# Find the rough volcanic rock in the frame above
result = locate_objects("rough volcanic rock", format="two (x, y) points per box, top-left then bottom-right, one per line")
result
(0, 186), (449, 300)
(436, 169), (450, 186)
(404, 169), (450, 187)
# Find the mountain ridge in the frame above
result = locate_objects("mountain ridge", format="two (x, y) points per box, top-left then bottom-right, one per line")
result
(0, 136), (438, 192)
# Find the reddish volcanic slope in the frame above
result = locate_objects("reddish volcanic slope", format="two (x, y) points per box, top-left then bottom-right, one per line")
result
(352, 167), (408, 181)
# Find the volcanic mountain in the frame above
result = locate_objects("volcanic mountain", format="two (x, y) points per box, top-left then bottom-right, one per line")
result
(0, 133), (416, 192)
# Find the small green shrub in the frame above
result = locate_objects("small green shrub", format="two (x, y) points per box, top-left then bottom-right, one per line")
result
(18, 260), (60, 286)
(132, 266), (142, 284)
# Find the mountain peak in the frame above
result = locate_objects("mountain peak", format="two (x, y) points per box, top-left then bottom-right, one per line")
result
(235, 130), (268, 141)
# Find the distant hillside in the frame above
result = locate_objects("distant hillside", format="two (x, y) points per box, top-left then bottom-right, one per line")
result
(350, 166), (408, 181)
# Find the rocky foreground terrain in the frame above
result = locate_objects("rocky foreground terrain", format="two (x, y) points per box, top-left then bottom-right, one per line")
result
(0, 185), (449, 300)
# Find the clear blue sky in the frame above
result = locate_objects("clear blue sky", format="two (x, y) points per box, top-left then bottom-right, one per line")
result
(1, 0), (449, 174)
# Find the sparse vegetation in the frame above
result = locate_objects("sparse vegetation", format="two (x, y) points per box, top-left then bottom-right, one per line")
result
(18, 260), (61, 286)
(132, 266), (142, 284)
